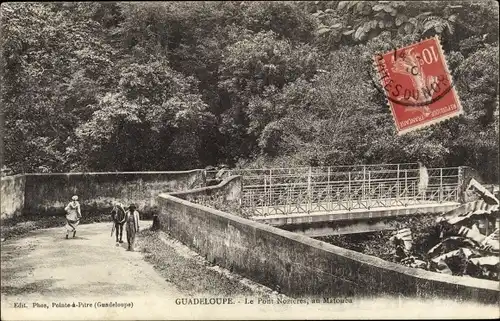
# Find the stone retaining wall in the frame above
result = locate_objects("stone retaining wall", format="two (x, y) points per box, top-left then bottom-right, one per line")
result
(1, 170), (205, 219)
(157, 185), (499, 304)
(1, 175), (26, 220)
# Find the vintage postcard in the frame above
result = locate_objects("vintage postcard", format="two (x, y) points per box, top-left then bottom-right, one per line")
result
(1, 1), (499, 320)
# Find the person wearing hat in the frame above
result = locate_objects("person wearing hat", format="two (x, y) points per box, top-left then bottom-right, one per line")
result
(124, 204), (140, 251)
(64, 195), (82, 239)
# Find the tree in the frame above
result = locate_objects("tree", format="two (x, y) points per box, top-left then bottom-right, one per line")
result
(1, 3), (117, 173)
(218, 30), (320, 163)
(1, 2), (498, 181)
(307, 1), (497, 53)
(75, 60), (214, 171)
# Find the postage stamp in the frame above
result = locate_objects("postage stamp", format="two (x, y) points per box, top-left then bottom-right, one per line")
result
(373, 36), (464, 135)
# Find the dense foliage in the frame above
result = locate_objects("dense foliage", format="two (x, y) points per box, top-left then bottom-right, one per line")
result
(320, 209), (499, 281)
(1, 1), (498, 180)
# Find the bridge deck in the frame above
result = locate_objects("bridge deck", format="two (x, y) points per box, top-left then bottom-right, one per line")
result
(251, 201), (460, 226)
(236, 164), (462, 217)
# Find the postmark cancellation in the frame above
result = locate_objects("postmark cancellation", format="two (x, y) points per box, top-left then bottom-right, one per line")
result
(374, 36), (464, 135)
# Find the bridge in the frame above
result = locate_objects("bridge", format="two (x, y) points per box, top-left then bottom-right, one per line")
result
(2, 166), (497, 314)
(225, 163), (464, 236)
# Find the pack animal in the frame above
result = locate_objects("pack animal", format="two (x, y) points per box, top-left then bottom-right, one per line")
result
(111, 204), (126, 243)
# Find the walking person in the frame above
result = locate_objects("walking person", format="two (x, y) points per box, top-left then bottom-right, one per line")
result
(64, 195), (82, 239)
(125, 204), (140, 251)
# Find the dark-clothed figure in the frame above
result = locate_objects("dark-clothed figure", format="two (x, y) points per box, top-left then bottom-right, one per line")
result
(111, 202), (126, 243)
(125, 204), (140, 251)
(64, 195), (82, 239)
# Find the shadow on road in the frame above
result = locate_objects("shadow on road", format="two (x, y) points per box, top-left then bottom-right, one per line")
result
(1, 279), (60, 296)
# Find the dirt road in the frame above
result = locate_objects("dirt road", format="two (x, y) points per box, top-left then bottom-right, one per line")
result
(1, 221), (182, 296)
(1, 221), (188, 319)
(0, 221), (283, 320)
(2, 221), (498, 320)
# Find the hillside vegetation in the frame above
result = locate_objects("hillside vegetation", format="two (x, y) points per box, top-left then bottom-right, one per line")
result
(1, 1), (498, 181)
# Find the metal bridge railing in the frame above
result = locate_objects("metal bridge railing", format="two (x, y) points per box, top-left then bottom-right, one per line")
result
(233, 164), (461, 216)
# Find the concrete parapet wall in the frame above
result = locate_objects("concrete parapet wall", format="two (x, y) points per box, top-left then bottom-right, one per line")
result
(24, 170), (204, 215)
(1, 175), (26, 220)
(170, 175), (242, 203)
(0, 170), (205, 219)
(157, 191), (499, 304)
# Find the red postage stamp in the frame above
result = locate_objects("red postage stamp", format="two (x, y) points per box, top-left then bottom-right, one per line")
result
(374, 36), (463, 135)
